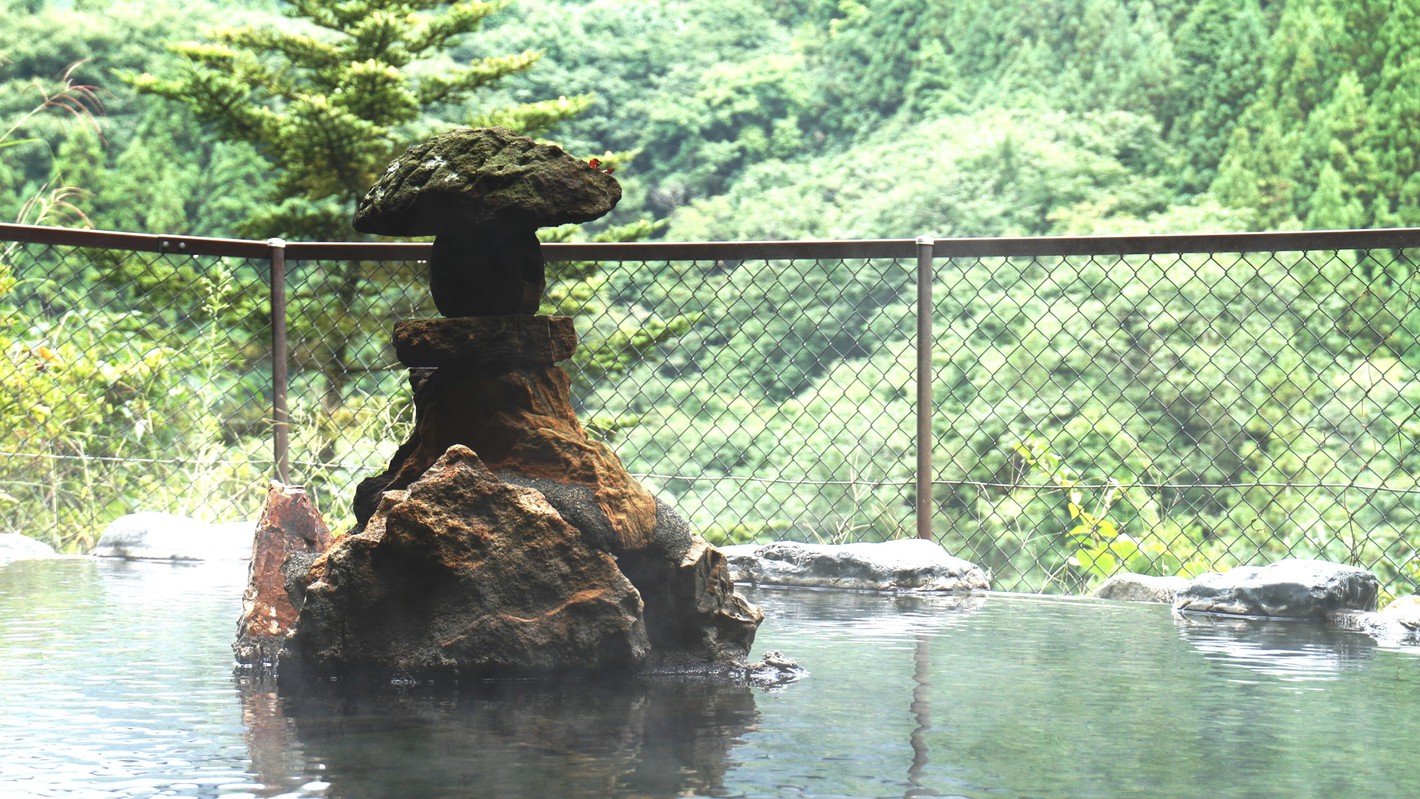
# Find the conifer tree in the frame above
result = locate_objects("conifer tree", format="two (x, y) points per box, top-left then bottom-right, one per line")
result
(128, 0), (686, 481)
(1162, 0), (1266, 193)
(128, 0), (589, 239)
(1211, 0), (1350, 227)
(128, 0), (597, 478)
(1367, 3), (1420, 227)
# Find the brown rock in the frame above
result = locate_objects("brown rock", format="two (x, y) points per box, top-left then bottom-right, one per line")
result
(288, 446), (649, 680)
(354, 128), (620, 234)
(394, 316), (577, 368)
(354, 364), (657, 552)
(348, 317), (762, 673)
(624, 532), (764, 668)
(234, 483), (334, 670)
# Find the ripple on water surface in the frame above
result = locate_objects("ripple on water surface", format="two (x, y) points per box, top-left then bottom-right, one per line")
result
(0, 558), (278, 798)
(2, 560), (1419, 799)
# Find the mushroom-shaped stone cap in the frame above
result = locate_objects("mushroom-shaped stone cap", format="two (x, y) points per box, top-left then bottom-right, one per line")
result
(353, 127), (622, 236)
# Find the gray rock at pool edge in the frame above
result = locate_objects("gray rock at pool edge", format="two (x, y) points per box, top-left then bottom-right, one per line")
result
(721, 539), (989, 592)
(1369, 595), (1420, 644)
(1331, 595), (1420, 646)
(1173, 559), (1379, 619)
(93, 512), (253, 561)
(1380, 595), (1420, 631)
(0, 533), (59, 565)
(1092, 573), (1189, 604)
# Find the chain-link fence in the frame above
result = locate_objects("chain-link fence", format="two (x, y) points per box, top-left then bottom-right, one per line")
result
(3, 224), (1418, 597)
(0, 231), (274, 545)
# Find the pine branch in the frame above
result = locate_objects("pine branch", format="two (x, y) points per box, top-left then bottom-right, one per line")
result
(219, 28), (345, 87)
(286, 0), (344, 30)
(409, 0), (509, 54)
(416, 50), (543, 107)
(468, 94), (595, 137)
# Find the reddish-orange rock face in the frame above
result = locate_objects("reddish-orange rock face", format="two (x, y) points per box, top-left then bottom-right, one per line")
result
(234, 483), (334, 669)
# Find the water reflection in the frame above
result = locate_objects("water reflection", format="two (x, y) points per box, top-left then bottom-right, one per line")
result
(906, 633), (932, 799)
(746, 585), (987, 636)
(239, 676), (759, 799)
(13, 559), (1420, 799)
(1174, 612), (1376, 683)
(736, 589), (990, 799)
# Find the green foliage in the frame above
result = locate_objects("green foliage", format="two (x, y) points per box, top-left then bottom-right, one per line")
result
(0, 58), (103, 226)
(0, 0), (279, 235)
(665, 110), (1176, 240)
(4, 0), (1420, 596)
(1210, 0), (1420, 229)
(1160, 0), (1267, 193)
(124, 0), (582, 238)
(701, 520), (790, 548)
(8, 0), (1420, 239)
(0, 252), (268, 551)
(540, 217), (702, 398)
(1012, 433), (1215, 590)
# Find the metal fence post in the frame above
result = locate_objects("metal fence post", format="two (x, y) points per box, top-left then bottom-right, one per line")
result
(915, 235), (934, 540)
(269, 237), (291, 485)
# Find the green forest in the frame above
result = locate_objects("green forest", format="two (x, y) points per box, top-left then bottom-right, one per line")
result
(2, 0), (1419, 595)
(6, 0), (1420, 238)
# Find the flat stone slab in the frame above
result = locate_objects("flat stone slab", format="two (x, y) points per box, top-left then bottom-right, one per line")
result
(721, 539), (989, 592)
(1173, 559), (1379, 619)
(1091, 573), (1189, 604)
(93, 512), (253, 561)
(0, 533), (60, 565)
(394, 316), (577, 368)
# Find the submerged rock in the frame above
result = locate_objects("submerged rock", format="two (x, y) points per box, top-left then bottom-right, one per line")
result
(256, 676), (761, 798)
(1173, 559), (1379, 619)
(1373, 595), (1420, 644)
(1091, 573), (1189, 604)
(746, 650), (807, 687)
(287, 446), (650, 681)
(1173, 608), (1381, 675)
(94, 511), (252, 561)
(1381, 595), (1420, 630)
(722, 539), (989, 592)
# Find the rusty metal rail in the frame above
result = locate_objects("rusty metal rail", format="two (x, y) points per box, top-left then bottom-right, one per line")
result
(4, 222), (1420, 593)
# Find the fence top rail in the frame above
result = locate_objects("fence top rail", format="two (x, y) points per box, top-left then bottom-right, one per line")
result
(4, 222), (1419, 262)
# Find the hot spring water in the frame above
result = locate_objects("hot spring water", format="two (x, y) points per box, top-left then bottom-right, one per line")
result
(2, 557), (1418, 798)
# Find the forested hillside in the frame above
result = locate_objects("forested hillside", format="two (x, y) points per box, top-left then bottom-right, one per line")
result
(3, 0), (1418, 594)
(4, 0), (1418, 237)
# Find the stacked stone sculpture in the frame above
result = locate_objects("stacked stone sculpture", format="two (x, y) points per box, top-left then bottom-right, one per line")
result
(238, 128), (761, 682)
